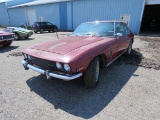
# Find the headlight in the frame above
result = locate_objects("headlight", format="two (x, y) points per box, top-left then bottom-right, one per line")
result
(56, 62), (62, 69)
(24, 54), (28, 59)
(0, 36), (3, 39)
(64, 64), (71, 72)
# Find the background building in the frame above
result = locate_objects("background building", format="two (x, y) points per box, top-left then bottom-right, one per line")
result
(0, 0), (160, 35)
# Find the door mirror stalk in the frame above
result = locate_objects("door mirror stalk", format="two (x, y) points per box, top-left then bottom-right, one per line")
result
(115, 33), (122, 39)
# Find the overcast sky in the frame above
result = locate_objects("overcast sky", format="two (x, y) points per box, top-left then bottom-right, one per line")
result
(0, 0), (11, 2)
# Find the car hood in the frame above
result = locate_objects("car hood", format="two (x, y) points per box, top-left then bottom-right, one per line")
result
(30, 36), (110, 55)
(14, 27), (32, 32)
(0, 31), (14, 35)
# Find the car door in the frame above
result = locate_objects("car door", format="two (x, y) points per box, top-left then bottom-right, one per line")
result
(116, 22), (130, 56)
(41, 22), (48, 31)
(102, 22), (118, 63)
(46, 22), (54, 31)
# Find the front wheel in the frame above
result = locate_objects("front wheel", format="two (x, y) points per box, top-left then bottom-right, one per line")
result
(40, 29), (44, 33)
(4, 41), (12, 46)
(126, 41), (133, 55)
(84, 57), (100, 88)
(14, 33), (20, 40)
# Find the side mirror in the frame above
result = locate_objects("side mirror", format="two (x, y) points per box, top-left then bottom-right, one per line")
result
(116, 33), (122, 36)
(115, 33), (122, 39)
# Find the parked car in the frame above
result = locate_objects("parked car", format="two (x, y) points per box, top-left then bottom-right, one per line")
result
(32, 22), (58, 33)
(0, 31), (15, 47)
(21, 21), (134, 87)
(4, 27), (33, 40)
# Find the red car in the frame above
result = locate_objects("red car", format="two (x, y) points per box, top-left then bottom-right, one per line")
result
(21, 21), (134, 87)
(0, 31), (15, 47)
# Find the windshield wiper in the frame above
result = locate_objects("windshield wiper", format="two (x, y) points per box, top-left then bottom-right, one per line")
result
(82, 32), (95, 36)
(74, 32), (95, 36)
(99, 34), (113, 37)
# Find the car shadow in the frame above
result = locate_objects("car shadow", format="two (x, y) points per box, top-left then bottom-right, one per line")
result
(0, 46), (19, 53)
(26, 57), (141, 119)
(14, 38), (35, 41)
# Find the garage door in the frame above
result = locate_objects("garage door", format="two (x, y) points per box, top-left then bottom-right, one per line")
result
(26, 9), (36, 26)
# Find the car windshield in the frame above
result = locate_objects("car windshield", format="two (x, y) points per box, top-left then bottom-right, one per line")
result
(72, 22), (114, 37)
(4, 28), (14, 32)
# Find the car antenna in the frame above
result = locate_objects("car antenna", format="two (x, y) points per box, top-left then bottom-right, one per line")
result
(55, 30), (59, 39)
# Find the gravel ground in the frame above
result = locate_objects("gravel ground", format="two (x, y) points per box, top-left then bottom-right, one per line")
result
(0, 31), (160, 120)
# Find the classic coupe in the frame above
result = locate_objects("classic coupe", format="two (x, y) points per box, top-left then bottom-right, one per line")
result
(4, 27), (33, 40)
(0, 31), (15, 47)
(21, 21), (134, 87)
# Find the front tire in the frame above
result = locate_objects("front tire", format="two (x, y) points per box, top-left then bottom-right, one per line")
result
(14, 33), (20, 40)
(40, 29), (44, 33)
(126, 41), (133, 55)
(4, 41), (12, 46)
(84, 57), (100, 88)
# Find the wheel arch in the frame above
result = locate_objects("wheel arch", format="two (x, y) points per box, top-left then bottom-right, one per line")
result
(98, 54), (107, 68)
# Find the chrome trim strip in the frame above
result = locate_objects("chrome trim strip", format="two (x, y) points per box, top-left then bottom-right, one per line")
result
(21, 60), (82, 81)
(107, 50), (127, 67)
(0, 38), (14, 41)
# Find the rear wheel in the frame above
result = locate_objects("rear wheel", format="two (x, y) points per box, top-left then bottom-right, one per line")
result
(84, 57), (100, 88)
(40, 29), (44, 33)
(53, 27), (58, 32)
(25, 37), (29, 39)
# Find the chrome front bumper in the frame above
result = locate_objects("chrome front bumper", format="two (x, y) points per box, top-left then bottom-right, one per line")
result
(21, 60), (82, 81)
(0, 38), (14, 41)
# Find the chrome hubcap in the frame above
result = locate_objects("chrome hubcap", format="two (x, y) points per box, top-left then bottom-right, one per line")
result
(14, 35), (18, 40)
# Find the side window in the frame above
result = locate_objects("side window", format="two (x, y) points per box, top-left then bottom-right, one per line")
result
(47, 22), (53, 26)
(41, 22), (47, 26)
(116, 23), (125, 35)
(123, 24), (131, 35)
(116, 23), (131, 35)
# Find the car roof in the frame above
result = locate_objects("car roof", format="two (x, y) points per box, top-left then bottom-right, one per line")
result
(34, 21), (49, 23)
(85, 20), (124, 24)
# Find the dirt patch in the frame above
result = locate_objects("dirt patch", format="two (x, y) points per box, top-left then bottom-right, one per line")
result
(118, 36), (160, 70)
(9, 52), (23, 57)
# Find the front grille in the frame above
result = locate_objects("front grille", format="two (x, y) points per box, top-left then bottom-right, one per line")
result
(30, 56), (55, 71)
(3, 35), (13, 39)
